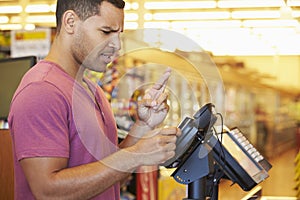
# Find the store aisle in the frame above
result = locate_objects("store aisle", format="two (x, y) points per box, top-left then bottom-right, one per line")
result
(218, 147), (298, 199)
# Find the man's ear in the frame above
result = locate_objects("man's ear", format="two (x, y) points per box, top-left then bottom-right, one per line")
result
(62, 10), (77, 33)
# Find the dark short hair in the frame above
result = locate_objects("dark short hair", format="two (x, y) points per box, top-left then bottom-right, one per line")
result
(56, 0), (125, 32)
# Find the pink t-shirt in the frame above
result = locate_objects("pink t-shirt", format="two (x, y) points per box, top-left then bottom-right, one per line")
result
(8, 60), (120, 200)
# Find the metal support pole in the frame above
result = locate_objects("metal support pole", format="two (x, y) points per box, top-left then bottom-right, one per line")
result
(183, 177), (206, 200)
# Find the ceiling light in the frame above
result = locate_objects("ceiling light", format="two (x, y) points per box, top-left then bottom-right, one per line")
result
(124, 22), (138, 29)
(131, 2), (139, 10)
(50, 4), (56, 12)
(218, 0), (285, 8)
(243, 19), (299, 27)
(292, 11), (300, 18)
(232, 11), (280, 19)
(144, 13), (153, 21)
(0, 24), (22, 30)
(144, 22), (171, 29)
(125, 13), (138, 21)
(171, 20), (242, 28)
(26, 15), (56, 23)
(25, 4), (51, 13)
(287, 0), (300, 6)
(251, 27), (296, 37)
(10, 16), (21, 23)
(124, 2), (138, 10)
(279, 4), (293, 19)
(0, 6), (22, 14)
(11, 16), (51, 25)
(25, 24), (36, 30)
(124, 2), (131, 10)
(144, 1), (216, 10)
(0, 16), (9, 23)
(152, 11), (230, 20)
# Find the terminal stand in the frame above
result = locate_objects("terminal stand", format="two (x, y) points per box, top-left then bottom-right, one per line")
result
(162, 103), (272, 200)
(185, 178), (207, 200)
(171, 139), (223, 200)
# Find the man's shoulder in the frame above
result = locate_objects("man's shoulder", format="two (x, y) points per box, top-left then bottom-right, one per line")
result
(18, 60), (74, 94)
(11, 61), (75, 107)
(27, 60), (74, 86)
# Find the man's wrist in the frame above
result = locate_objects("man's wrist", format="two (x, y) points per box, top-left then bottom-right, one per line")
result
(127, 120), (153, 142)
(101, 147), (140, 173)
(134, 120), (153, 131)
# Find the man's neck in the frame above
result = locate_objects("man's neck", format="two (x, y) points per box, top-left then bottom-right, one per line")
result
(45, 37), (81, 79)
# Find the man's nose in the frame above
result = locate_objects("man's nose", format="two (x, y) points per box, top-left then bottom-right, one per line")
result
(109, 34), (121, 51)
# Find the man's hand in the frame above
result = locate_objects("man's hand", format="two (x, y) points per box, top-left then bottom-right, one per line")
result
(127, 127), (181, 166)
(137, 68), (171, 129)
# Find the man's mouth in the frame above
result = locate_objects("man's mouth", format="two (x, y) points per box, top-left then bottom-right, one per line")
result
(101, 53), (114, 64)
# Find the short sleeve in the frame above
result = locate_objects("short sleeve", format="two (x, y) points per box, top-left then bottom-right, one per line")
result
(9, 81), (70, 161)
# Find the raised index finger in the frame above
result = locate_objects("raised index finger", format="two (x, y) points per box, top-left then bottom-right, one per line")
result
(143, 67), (171, 100)
(152, 67), (171, 92)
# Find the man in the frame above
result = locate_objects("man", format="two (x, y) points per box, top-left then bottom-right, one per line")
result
(8, 0), (180, 199)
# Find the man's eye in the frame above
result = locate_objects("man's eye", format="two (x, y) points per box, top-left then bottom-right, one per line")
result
(102, 30), (110, 34)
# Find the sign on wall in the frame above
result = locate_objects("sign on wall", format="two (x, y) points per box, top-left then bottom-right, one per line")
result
(10, 28), (51, 60)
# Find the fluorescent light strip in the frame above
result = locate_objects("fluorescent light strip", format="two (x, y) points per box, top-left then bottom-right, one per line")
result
(144, 13), (153, 21)
(50, 4), (56, 12)
(125, 13), (138, 21)
(25, 24), (36, 30)
(243, 19), (299, 27)
(0, 6), (22, 14)
(287, 0), (300, 6)
(0, 16), (9, 23)
(144, 21), (171, 29)
(26, 15), (56, 23)
(152, 11), (230, 20)
(124, 2), (131, 10)
(251, 27), (296, 37)
(25, 4), (51, 13)
(124, 22), (138, 29)
(10, 16), (21, 23)
(124, 2), (139, 10)
(292, 11), (300, 18)
(171, 20), (242, 28)
(144, 1), (216, 9)
(131, 2), (139, 10)
(218, 0), (285, 8)
(0, 24), (22, 30)
(232, 11), (281, 19)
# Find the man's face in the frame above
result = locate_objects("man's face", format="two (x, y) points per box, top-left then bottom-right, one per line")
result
(72, 1), (124, 73)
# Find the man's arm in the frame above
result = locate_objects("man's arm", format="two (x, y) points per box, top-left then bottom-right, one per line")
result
(21, 157), (126, 200)
(20, 127), (180, 200)
(119, 120), (152, 148)
(120, 68), (172, 149)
